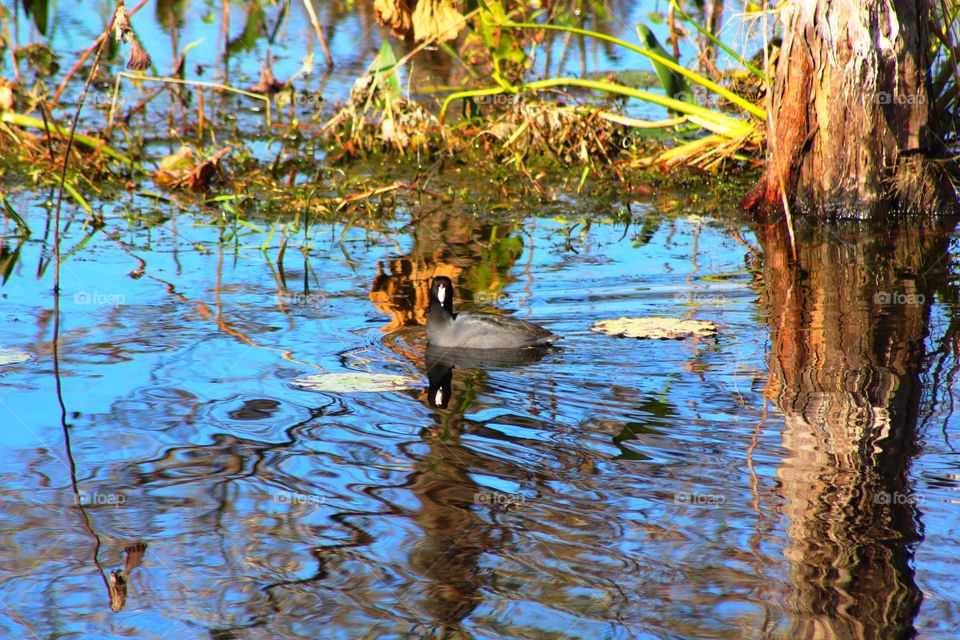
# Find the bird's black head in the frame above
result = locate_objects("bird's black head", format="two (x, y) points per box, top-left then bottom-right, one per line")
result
(429, 276), (455, 314)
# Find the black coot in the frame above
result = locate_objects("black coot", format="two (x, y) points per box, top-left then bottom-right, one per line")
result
(426, 276), (560, 349)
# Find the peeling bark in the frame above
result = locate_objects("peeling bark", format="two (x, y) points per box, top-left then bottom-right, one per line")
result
(744, 0), (956, 217)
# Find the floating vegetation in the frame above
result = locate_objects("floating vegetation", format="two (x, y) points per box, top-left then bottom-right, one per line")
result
(323, 58), (445, 157)
(474, 102), (629, 165)
(292, 372), (421, 393)
(591, 317), (718, 340)
(0, 0), (775, 212)
(154, 146), (231, 192)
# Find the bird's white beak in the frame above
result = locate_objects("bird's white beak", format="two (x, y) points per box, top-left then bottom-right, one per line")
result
(437, 285), (446, 305)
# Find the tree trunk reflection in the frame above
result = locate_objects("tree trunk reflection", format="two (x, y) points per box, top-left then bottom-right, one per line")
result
(758, 220), (949, 639)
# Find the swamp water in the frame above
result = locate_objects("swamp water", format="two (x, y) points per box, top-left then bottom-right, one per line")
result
(1, 197), (959, 639)
(2, 0), (960, 637)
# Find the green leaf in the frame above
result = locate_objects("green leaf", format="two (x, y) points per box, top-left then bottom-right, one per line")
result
(0, 194), (29, 236)
(636, 24), (693, 108)
(228, 1), (266, 53)
(478, 2), (526, 66)
(472, 22), (767, 121)
(487, 234), (523, 265)
(21, 0), (48, 35)
(373, 40), (402, 98)
(62, 180), (92, 214)
(668, 0), (766, 80)
(0, 241), (24, 285)
(182, 39), (205, 56)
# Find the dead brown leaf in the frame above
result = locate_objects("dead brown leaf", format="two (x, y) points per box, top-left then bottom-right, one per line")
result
(153, 146), (231, 191)
(374, 0), (464, 43)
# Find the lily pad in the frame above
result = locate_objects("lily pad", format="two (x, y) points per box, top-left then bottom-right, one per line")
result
(591, 317), (717, 340)
(292, 372), (420, 393)
(0, 348), (31, 365)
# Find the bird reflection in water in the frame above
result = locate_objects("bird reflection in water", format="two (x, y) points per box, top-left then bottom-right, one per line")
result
(425, 345), (557, 408)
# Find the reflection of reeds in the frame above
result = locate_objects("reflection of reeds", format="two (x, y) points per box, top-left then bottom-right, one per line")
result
(369, 209), (523, 332)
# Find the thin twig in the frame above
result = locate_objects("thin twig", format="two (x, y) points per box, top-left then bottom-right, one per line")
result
(52, 12), (119, 574)
(222, 0), (230, 82)
(302, 0), (334, 68)
(515, 155), (547, 197)
(36, 103), (58, 164)
(761, 0), (796, 260)
(109, 72), (273, 128)
(0, 9), (18, 82)
(938, 0), (960, 100)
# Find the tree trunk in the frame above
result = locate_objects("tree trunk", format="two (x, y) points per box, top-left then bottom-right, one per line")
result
(743, 0), (955, 216)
